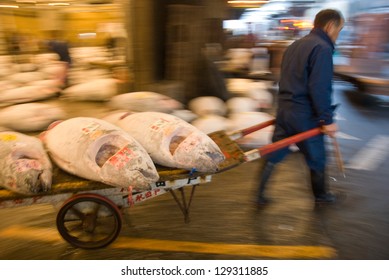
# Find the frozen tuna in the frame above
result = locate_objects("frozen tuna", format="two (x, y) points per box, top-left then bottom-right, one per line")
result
(108, 91), (183, 113)
(188, 96), (227, 117)
(226, 79), (273, 109)
(0, 85), (59, 106)
(104, 112), (225, 172)
(7, 71), (47, 84)
(28, 79), (64, 88)
(228, 112), (274, 147)
(191, 115), (229, 135)
(32, 53), (60, 64)
(0, 131), (52, 194)
(67, 68), (112, 85)
(226, 78), (253, 96)
(171, 110), (198, 123)
(224, 48), (254, 71)
(41, 117), (159, 191)
(248, 81), (273, 109)
(226, 97), (258, 113)
(0, 103), (66, 132)
(60, 78), (119, 101)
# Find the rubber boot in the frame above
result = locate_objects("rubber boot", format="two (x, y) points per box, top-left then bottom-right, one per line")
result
(310, 169), (336, 203)
(257, 161), (275, 205)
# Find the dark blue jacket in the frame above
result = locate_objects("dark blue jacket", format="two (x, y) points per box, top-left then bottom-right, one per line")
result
(276, 28), (335, 130)
(48, 40), (72, 65)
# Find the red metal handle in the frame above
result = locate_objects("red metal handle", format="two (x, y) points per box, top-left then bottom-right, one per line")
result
(229, 119), (276, 140)
(258, 127), (322, 156)
(240, 119), (276, 137)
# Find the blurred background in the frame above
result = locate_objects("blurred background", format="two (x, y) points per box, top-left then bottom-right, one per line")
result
(0, 0), (388, 103)
(0, 0), (388, 260)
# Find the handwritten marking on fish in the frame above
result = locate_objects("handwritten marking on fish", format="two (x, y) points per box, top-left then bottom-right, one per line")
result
(104, 112), (225, 173)
(41, 117), (159, 191)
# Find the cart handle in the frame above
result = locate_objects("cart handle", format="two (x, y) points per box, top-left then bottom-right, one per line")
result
(244, 127), (322, 161)
(228, 119), (276, 140)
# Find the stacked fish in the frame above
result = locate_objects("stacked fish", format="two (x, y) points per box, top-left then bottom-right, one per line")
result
(0, 55), (66, 107)
(188, 93), (275, 148)
(224, 48), (254, 71)
(0, 103), (66, 132)
(0, 46), (275, 195)
(0, 113), (226, 195)
(0, 49), (123, 131)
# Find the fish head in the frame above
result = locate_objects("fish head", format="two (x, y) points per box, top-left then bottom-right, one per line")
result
(91, 134), (159, 190)
(9, 158), (52, 194)
(171, 132), (225, 173)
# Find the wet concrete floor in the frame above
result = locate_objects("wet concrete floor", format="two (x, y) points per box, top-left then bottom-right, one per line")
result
(0, 154), (339, 260)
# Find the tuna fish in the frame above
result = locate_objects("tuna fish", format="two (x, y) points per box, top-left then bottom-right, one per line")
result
(108, 91), (183, 113)
(41, 117), (159, 191)
(32, 53), (60, 64)
(248, 81), (273, 109)
(0, 103), (66, 132)
(226, 97), (258, 113)
(27, 79), (64, 88)
(224, 48), (254, 71)
(104, 112), (225, 173)
(171, 110), (198, 123)
(0, 85), (59, 106)
(226, 79), (273, 109)
(188, 96), (227, 117)
(60, 78), (119, 101)
(7, 71), (47, 84)
(228, 112), (274, 148)
(0, 131), (52, 194)
(191, 115), (229, 135)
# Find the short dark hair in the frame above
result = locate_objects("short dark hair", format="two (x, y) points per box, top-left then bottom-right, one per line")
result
(314, 9), (344, 29)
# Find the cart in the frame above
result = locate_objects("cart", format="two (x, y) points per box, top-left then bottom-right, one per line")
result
(0, 120), (322, 249)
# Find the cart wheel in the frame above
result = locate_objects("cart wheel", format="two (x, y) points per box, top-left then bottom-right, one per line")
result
(56, 193), (122, 249)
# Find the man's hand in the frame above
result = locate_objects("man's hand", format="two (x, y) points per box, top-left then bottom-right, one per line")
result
(322, 123), (338, 138)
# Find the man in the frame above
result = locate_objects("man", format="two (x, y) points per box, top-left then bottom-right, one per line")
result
(257, 9), (344, 205)
(46, 30), (72, 87)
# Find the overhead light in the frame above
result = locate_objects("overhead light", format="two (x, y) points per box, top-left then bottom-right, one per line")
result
(228, 1), (267, 2)
(48, 3), (70, 6)
(227, 1), (268, 4)
(0, 5), (19, 8)
(227, 1), (268, 8)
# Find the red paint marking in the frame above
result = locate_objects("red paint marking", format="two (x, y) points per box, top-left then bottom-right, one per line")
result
(108, 147), (135, 169)
(133, 188), (163, 203)
(154, 189), (161, 196)
(135, 193), (143, 202)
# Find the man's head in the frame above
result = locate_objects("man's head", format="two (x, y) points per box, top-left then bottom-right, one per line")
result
(314, 9), (344, 43)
